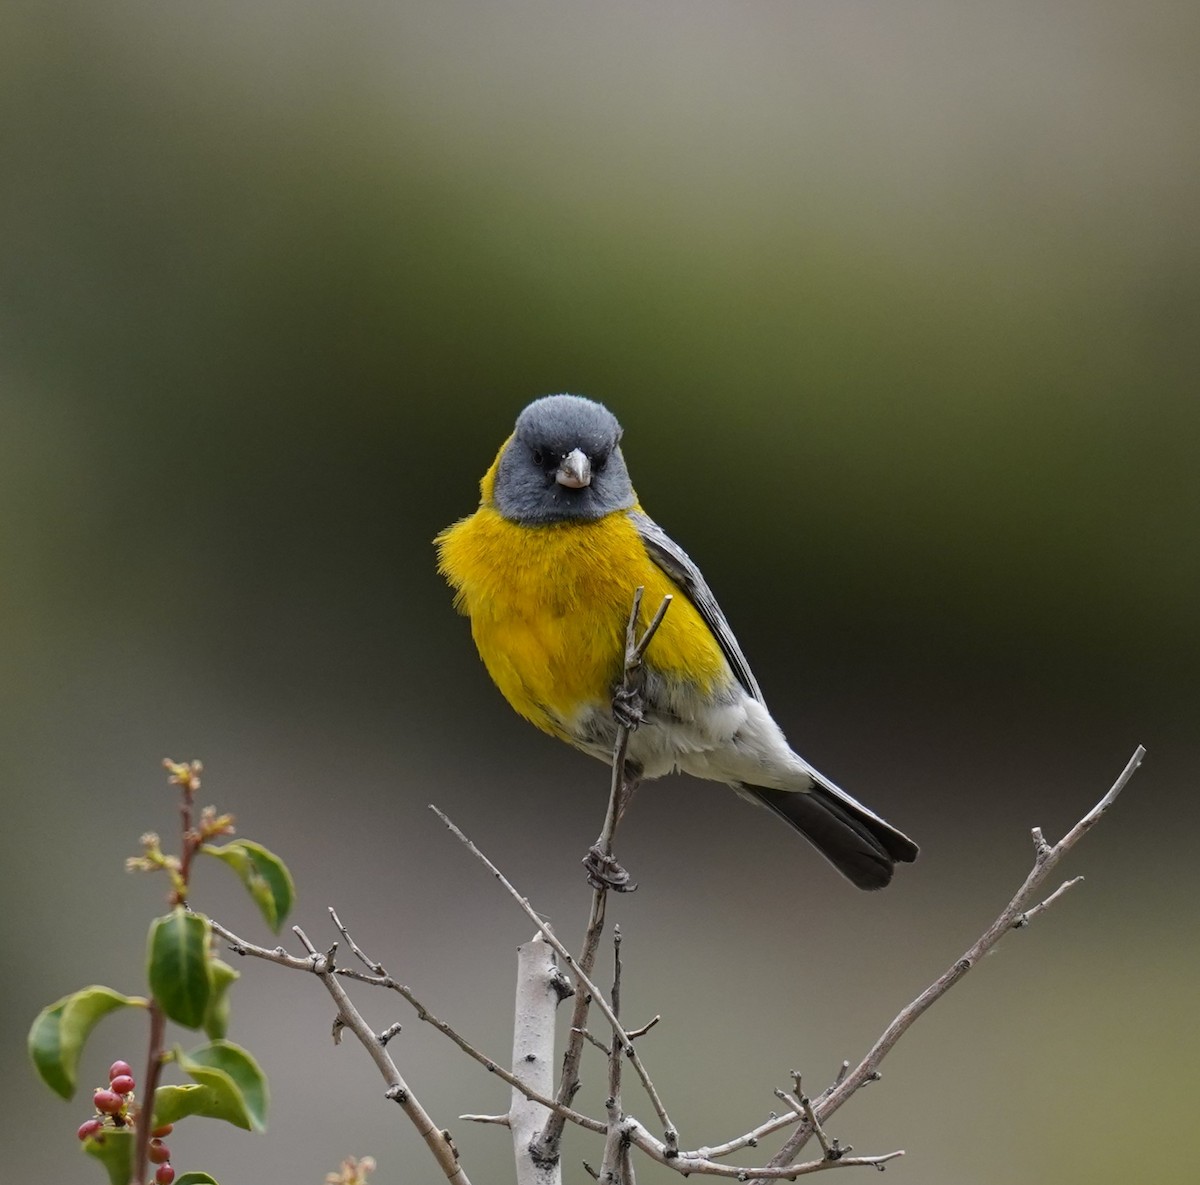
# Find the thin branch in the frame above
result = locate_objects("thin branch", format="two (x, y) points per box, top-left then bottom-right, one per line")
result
(573, 1027), (613, 1055)
(543, 591), (672, 1161)
(208, 918), (471, 1185)
(1014, 877), (1084, 927)
(598, 927), (626, 1182)
(602, 588), (673, 845)
(598, 586), (645, 856)
(626, 1118), (903, 1179)
(330, 906), (386, 974)
(431, 804), (680, 1152)
(624, 1015), (662, 1041)
(754, 744), (1146, 1178)
(795, 1093), (837, 1161)
(542, 880), (609, 1160)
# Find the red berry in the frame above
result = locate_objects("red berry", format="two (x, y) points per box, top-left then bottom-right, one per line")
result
(155, 1165), (175, 1185)
(151, 1123), (174, 1138)
(78, 1119), (103, 1141)
(149, 1140), (171, 1164)
(93, 1089), (123, 1115)
(109, 1074), (136, 1094)
(108, 1061), (134, 1081)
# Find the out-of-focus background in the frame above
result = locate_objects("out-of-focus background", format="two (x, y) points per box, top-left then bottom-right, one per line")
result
(4, 3), (1197, 1182)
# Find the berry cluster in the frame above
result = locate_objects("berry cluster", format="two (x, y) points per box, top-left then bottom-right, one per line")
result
(77, 1061), (178, 1184)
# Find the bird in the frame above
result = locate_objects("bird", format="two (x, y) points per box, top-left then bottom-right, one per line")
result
(435, 394), (918, 889)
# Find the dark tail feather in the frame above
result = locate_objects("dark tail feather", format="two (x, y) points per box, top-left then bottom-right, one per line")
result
(743, 780), (919, 891)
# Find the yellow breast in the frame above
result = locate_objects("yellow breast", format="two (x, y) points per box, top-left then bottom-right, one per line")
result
(435, 502), (730, 742)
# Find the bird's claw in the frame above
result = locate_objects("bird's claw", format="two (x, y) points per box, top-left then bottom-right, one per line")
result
(583, 844), (638, 892)
(612, 685), (645, 731)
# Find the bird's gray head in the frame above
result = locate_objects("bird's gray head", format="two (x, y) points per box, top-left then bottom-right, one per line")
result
(492, 395), (636, 524)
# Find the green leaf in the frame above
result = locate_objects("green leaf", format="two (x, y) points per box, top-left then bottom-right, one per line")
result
(28, 985), (143, 1099)
(152, 1083), (215, 1127)
(82, 1127), (135, 1185)
(202, 958), (239, 1041)
(176, 1039), (269, 1131)
(148, 909), (212, 1028)
(201, 840), (295, 932)
(175, 1174), (221, 1185)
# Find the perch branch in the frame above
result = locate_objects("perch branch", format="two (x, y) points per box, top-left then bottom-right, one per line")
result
(542, 590), (672, 1162)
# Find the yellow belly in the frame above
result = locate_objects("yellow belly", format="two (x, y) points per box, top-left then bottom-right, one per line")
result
(435, 505), (729, 741)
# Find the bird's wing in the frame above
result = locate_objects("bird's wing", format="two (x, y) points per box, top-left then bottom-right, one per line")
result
(629, 510), (765, 704)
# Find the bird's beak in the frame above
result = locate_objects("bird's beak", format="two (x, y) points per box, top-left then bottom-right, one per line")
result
(555, 448), (592, 489)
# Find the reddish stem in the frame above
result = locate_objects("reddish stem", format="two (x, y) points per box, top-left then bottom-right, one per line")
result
(175, 781), (197, 904)
(134, 1000), (167, 1185)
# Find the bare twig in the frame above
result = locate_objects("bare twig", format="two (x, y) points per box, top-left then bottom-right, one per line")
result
(625, 1118), (903, 1179)
(430, 805), (680, 1152)
(624, 1015), (662, 1041)
(573, 1027), (613, 1055)
(598, 927), (626, 1181)
(752, 745), (1146, 1179)
(542, 883), (609, 1160)
(692, 1111), (792, 1162)
(794, 1092), (837, 1161)
(207, 918), (471, 1184)
(1014, 876), (1085, 927)
(330, 907), (386, 974)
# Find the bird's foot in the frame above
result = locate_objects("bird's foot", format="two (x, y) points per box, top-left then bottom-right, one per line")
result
(612, 685), (645, 731)
(583, 844), (638, 893)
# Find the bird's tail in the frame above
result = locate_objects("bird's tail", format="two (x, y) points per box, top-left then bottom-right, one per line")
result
(741, 773), (919, 891)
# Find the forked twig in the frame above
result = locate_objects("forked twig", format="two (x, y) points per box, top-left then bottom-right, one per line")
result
(207, 917), (471, 1185)
(748, 744), (1146, 1179)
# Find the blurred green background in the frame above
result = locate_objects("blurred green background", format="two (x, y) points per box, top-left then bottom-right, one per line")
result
(4, 2), (1198, 1182)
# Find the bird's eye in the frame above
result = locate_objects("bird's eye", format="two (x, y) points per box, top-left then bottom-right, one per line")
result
(531, 448), (545, 467)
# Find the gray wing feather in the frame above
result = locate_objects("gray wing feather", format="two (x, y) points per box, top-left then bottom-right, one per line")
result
(629, 510), (764, 703)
